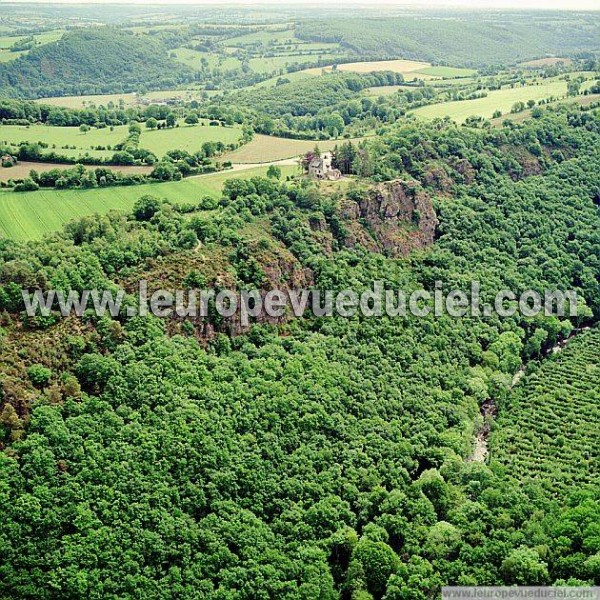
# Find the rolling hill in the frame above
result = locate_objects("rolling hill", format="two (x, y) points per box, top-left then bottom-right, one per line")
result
(0, 28), (195, 99)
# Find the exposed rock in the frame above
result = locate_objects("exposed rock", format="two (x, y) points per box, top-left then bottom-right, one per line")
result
(423, 164), (454, 193)
(341, 180), (438, 257)
(451, 158), (476, 185)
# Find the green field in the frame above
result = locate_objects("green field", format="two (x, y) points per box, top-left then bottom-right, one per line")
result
(0, 120), (243, 159)
(141, 120), (243, 156)
(0, 123), (128, 158)
(221, 134), (367, 163)
(172, 48), (242, 71)
(363, 85), (408, 97)
(490, 93), (600, 126)
(412, 79), (571, 122)
(0, 165), (298, 241)
(248, 54), (339, 74)
(415, 66), (477, 77)
(0, 161), (151, 182)
(491, 329), (600, 494)
(0, 30), (64, 63)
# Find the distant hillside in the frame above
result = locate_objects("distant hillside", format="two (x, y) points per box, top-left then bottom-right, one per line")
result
(233, 71), (404, 116)
(296, 13), (600, 68)
(0, 28), (195, 99)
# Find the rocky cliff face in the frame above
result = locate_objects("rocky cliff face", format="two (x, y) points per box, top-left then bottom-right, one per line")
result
(340, 180), (438, 257)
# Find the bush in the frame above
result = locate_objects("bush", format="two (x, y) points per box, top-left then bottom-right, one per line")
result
(13, 178), (39, 192)
(133, 195), (161, 221)
(184, 113), (199, 125)
(27, 364), (52, 388)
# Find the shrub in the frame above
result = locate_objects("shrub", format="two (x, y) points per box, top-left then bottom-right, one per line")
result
(133, 195), (162, 221)
(27, 364), (52, 388)
(13, 178), (39, 192)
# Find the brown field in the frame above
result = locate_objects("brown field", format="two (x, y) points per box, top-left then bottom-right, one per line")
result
(520, 57), (574, 68)
(303, 59), (434, 78)
(0, 161), (153, 182)
(363, 85), (409, 97)
(222, 134), (368, 164)
(35, 90), (206, 109)
(36, 94), (138, 109)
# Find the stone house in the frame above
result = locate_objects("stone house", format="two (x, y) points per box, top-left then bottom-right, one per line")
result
(308, 152), (341, 180)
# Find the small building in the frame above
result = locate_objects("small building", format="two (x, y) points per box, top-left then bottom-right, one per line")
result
(1, 154), (16, 167)
(308, 152), (341, 180)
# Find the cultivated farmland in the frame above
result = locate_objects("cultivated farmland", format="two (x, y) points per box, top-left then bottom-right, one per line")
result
(0, 123), (128, 158)
(0, 162), (152, 182)
(412, 79), (572, 122)
(0, 165), (298, 241)
(221, 134), (368, 163)
(490, 329), (600, 494)
(139, 120), (244, 157)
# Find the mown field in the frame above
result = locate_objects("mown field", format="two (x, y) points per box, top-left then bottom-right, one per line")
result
(0, 161), (152, 182)
(140, 120), (243, 156)
(520, 57), (575, 68)
(221, 134), (367, 163)
(412, 79), (572, 122)
(301, 59), (476, 81)
(36, 89), (207, 109)
(490, 328), (600, 494)
(0, 29), (64, 63)
(0, 165), (298, 241)
(417, 66), (477, 77)
(0, 120), (243, 159)
(172, 48), (242, 71)
(37, 93), (138, 109)
(0, 123), (128, 158)
(303, 59), (428, 77)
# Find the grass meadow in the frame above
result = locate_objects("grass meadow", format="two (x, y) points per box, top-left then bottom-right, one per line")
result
(221, 134), (366, 163)
(0, 162), (152, 182)
(0, 120), (243, 159)
(140, 121), (244, 157)
(412, 79), (572, 122)
(0, 124), (128, 158)
(0, 165), (298, 241)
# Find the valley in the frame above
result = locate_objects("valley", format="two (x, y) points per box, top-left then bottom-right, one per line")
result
(0, 2), (598, 597)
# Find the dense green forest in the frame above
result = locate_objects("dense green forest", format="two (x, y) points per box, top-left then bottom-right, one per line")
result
(296, 13), (600, 67)
(1, 9), (599, 99)
(491, 329), (600, 494)
(0, 106), (599, 597)
(0, 29), (194, 99)
(232, 72), (406, 117)
(0, 3), (599, 596)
